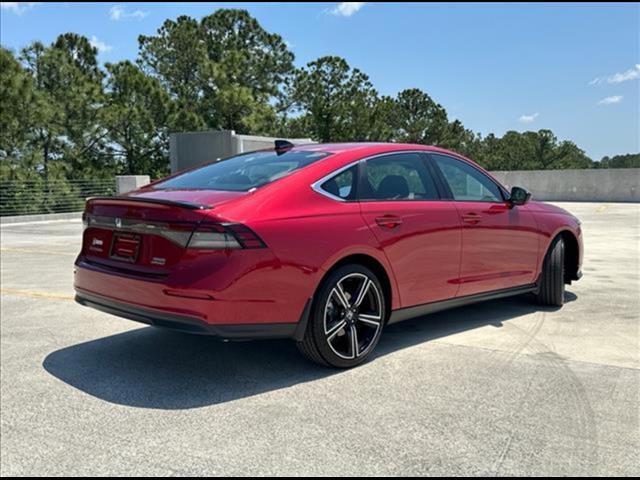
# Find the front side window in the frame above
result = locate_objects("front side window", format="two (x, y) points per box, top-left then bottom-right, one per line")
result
(320, 166), (357, 200)
(154, 150), (331, 192)
(431, 154), (503, 202)
(360, 153), (439, 201)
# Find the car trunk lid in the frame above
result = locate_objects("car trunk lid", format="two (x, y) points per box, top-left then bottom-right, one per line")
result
(81, 190), (247, 275)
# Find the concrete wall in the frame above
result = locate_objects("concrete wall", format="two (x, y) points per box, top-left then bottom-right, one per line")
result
(116, 175), (150, 194)
(169, 130), (314, 173)
(0, 211), (83, 225)
(491, 168), (639, 202)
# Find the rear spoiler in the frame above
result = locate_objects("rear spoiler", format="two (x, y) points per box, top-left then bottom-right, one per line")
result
(87, 196), (212, 210)
(275, 139), (295, 155)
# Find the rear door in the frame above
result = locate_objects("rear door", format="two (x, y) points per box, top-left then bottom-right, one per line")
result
(357, 152), (461, 308)
(429, 153), (540, 296)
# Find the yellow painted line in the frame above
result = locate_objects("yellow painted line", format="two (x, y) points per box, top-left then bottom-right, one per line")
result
(0, 288), (74, 302)
(596, 205), (608, 213)
(0, 247), (76, 256)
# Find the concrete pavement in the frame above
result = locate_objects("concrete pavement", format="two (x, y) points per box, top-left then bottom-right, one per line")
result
(0, 202), (638, 476)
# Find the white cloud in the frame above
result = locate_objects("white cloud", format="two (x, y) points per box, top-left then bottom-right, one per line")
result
(330, 2), (366, 17)
(109, 4), (148, 21)
(597, 95), (623, 106)
(89, 35), (113, 54)
(608, 64), (640, 84)
(589, 65), (640, 85)
(0, 2), (40, 15)
(518, 113), (539, 124)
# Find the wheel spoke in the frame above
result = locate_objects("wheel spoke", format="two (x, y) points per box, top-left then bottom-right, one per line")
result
(332, 285), (351, 309)
(326, 320), (347, 340)
(350, 325), (359, 358)
(358, 313), (381, 327)
(353, 278), (371, 307)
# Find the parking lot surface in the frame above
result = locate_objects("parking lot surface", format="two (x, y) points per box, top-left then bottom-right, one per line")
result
(1, 202), (638, 476)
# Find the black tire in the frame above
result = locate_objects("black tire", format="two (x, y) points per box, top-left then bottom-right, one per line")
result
(535, 236), (565, 307)
(297, 264), (387, 368)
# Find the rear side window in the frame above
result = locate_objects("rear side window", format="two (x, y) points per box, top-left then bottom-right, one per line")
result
(320, 166), (357, 200)
(360, 153), (439, 201)
(154, 150), (331, 192)
(431, 154), (503, 202)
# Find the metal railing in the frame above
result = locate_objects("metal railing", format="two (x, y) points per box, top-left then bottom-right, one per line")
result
(0, 179), (116, 217)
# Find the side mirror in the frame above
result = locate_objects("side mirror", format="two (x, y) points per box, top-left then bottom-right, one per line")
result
(509, 186), (531, 206)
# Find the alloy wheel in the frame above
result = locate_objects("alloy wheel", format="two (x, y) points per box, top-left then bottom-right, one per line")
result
(323, 273), (383, 360)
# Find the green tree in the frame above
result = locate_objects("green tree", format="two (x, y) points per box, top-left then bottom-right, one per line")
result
(391, 88), (449, 144)
(1, 43), (96, 214)
(0, 47), (41, 161)
(18, 42), (64, 179)
(597, 153), (640, 168)
(483, 131), (538, 170)
(441, 120), (480, 159)
(138, 15), (207, 131)
(551, 140), (593, 169)
(139, 9), (294, 134)
(527, 129), (559, 169)
(53, 33), (102, 81)
(367, 95), (397, 142)
(475, 130), (595, 171)
(103, 61), (173, 178)
(200, 9), (293, 134)
(20, 35), (107, 179)
(291, 56), (383, 142)
(1, 47), (49, 214)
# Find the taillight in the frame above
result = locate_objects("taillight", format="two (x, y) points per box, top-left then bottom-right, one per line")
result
(82, 214), (265, 250)
(188, 224), (241, 249)
(157, 224), (194, 248)
(187, 223), (266, 250)
(225, 224), (267, 249)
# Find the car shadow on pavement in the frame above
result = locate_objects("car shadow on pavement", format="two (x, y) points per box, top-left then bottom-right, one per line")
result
(43, 291), (576, 410)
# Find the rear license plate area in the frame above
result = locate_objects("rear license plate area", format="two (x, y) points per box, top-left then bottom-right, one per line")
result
(110, 233), (141, 263)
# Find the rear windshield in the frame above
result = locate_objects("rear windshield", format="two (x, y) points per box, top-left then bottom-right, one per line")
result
(154, 149), (331, 192)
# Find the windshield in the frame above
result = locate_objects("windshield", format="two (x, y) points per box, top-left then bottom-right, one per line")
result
(154, 149), (331, 192)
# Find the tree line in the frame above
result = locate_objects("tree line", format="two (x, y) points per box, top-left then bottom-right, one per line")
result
(1, 8), (638, 187)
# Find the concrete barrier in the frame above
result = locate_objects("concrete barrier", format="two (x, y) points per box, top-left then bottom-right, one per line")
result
(169, 130), (314, 173)
(491, 168), (639, 202)
(0, 211), (83, 225)
(116, 175), (150, 194)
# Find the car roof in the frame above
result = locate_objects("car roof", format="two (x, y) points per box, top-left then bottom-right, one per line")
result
(289, 142), (464, 158)
(291, 141), (500, 181)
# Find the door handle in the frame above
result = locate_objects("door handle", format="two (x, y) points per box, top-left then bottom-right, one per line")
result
(375, 215), (403, 229)
(462, 212), (481, 224)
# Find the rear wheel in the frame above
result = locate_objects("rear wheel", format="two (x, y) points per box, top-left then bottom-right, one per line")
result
(297, 264), (386, 368)
(535, 237), (565, 307)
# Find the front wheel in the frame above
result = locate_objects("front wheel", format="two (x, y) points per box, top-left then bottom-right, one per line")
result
(535, 237), (565, 307)
(297, 264), (386, 368)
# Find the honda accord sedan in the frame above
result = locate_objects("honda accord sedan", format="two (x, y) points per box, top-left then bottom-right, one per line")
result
(75, 142), (582, 368)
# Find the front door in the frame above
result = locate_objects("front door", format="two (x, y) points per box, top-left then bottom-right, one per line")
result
(430, 153), (540, 296)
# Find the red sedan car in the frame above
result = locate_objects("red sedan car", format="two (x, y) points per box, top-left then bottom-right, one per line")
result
(75, 142), (582, 368)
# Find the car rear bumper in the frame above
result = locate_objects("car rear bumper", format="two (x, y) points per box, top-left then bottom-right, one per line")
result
(74, 257), (308, 340)
(75, 290), (299, 340)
